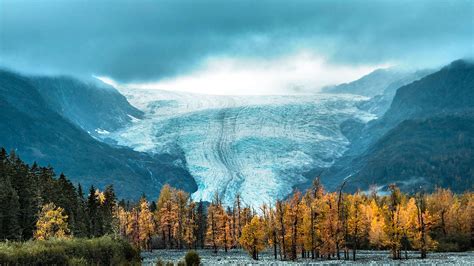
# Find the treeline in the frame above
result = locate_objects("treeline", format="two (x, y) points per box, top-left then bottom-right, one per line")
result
(0, 148), (117, 240)
(1, 148), (473, 262)
(119, 180), (473, 261)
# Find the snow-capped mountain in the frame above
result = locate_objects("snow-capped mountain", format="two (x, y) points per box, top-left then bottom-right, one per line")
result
(108, 87), (376, 206)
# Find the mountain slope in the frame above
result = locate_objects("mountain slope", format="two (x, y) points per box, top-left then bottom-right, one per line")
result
(352, 114), (474, 192)
(328, 59), (474, 193)
(0, 69), (196, 199)
(323, 68), (429, 98)
(31, 76), (143, 138)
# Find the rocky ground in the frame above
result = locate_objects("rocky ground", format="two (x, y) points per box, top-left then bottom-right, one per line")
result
(142, 249), (474, 265)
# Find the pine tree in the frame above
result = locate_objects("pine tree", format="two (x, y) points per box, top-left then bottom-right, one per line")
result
(87, 185), (102, 237)
(101, 185), (117, 235)
(74, 183), (88, 237)
(0, 177), (21, 240)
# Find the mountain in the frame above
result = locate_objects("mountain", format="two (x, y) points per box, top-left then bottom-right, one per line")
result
(351, 114), (474, 192)
(384, 60), (474, 123)
(328, 60), (474, 193)
(355, 69), (433, 117)
(31, 76), (143, 138)
(322, 68), (427, 97)
(0, 69), (196, 199)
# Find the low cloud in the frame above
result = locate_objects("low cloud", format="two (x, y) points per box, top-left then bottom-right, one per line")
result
(103, 51), (390, 95)
(1, 0), (472, 83)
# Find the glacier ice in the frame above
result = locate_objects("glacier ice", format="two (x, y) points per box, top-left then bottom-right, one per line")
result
(109, 88), (375, 206)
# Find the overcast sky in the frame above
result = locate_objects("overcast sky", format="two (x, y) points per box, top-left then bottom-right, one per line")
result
(1, 0), (473, 94)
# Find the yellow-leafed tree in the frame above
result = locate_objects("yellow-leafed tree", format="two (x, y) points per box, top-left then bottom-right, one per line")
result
(138, 198), (155, 250)
(366, 199), (387, 249)
(34, 203), (70, 240)
(413, 192), (438, 259)
(240, 216), (266, 260)
(346, 192), (367, 260)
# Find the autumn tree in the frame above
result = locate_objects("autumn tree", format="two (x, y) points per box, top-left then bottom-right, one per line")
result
(138, 197), (155, 250)
(414, 191), (437, 259)
(286, 191), (302, 261)
(320, 192), (338, 259)
(183, 201), (197, 248)
(398, 197), (418, 259)
(275, 200), (287, 260)
(365, 198), (387, 249)
(206, 192), (227, 253)
(346, 192), (367, 260)
(156, 184), (177, 248)
(240, 216), (266, 260)
(386, 184), (403, 259)
(34, 203), (70, 240)
(175, 190), (189, 249)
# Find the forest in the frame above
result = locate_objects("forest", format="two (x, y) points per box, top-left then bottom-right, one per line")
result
(0, 148), (472, 263)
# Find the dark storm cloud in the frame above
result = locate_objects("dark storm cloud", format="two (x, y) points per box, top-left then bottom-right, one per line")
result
(0, 0), (473, 81)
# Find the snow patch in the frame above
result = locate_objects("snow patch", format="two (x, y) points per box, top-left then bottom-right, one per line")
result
(127, 114), (141, 123)
(95, 128), (110, 135)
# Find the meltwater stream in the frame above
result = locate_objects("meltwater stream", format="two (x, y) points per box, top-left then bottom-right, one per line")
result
(108, 88), (375, 206)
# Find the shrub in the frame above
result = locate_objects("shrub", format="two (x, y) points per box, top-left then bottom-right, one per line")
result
(156, 258), (175, 266)
(185, 250), (201, 266)
(0, 236), (141, 265)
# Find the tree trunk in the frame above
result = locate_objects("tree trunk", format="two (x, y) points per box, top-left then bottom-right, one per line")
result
(273, 230), (277, 260)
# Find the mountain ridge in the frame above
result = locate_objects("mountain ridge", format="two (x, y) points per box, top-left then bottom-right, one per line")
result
(0, 69), (197, 199)
(326, 59), (474, 193)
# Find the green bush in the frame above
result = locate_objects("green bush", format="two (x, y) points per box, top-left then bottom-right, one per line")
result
(0, 236), (141, 265)
(185, 250), (201, 266)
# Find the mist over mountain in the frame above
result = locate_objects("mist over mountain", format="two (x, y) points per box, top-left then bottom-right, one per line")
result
(323, 68), (409, 97)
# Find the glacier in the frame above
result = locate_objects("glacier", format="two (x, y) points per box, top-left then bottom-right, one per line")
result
(107, 88), (375, 206)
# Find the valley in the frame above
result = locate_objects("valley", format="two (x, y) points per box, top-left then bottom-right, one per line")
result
(107, 88), (376, 205)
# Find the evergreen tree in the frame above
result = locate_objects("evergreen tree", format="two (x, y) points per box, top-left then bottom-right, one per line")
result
(101, 185), (117, 235)
(0, 176), (21, 240)
(87, 185), (101, 237)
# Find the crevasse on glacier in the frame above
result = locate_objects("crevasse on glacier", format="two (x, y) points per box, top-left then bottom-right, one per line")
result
(109, 88), (375, 207)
